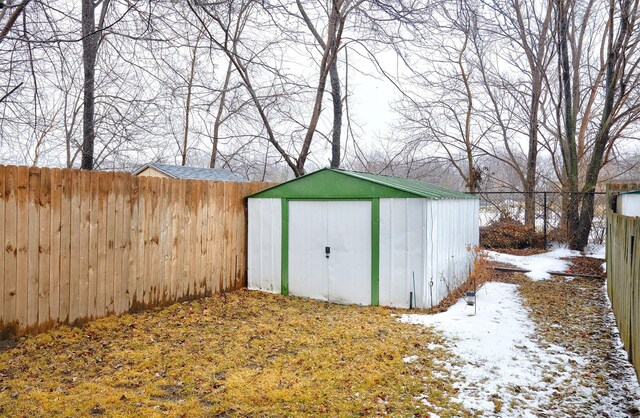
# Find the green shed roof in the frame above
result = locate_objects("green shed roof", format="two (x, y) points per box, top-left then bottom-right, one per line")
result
(248, 168), (476, 200)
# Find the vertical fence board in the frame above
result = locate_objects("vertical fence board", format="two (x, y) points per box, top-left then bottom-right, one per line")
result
(213, 182), (224, 293)
(15, 167), (29, 329)
(198, 183), (208, 294)
(204, 183), (214, 292)
(128, 176), (139, 309)
(150, 178), (161, 303)
(160, 179), (171, 302)
(142, 177), (152, 305)
(88, 172), (100, 320)
(189, 182), (200, 297)
(0, 168), (5, 332)
(105, 172), (116, 314)
(169, 180), (180, 301)
(58, 169), (71, 324)
(135, 177), (146, 307)
(113, 173), (125, 314)
(96, 173), (108, 318)
(68, 171), (80, 323)
(194, 182), (204, 295)
(37, 168), (51, 329)
(3, 167), (17, 330)
(49, 169), (62, 323)
(121, 173), (132, 312)
(77, 171), (91, 321)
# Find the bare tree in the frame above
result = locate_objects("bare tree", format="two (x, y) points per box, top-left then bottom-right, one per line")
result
(556, 0), (640, 249)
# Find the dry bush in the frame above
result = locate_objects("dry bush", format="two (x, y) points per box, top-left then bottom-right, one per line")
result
(546, 226), (568, 244)
(428, 246), (492, 313)
(480, 216), (543, 248)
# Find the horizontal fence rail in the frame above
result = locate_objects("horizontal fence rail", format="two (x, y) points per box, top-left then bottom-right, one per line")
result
(0, 165), (274, 338)
(607, 183), (640, 379)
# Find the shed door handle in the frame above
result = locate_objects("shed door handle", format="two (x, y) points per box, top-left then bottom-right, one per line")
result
(325, 246), (330, 258)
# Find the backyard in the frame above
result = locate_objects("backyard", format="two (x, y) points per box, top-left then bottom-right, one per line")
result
(0, 249), (639, 417)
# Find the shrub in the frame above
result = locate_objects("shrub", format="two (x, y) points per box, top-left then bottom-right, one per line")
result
(480, 216), (542, 249)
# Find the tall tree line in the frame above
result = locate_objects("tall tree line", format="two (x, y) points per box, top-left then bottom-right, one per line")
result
(0, 0), (639, 248)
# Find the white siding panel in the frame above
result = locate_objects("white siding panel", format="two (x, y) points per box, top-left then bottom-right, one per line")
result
(289, 201), (329, 301)
(618, 193), (640, 217)
(247, 198), (281, 293)
(423, 198), (479, 308)
(327, 201), (371, 305)
(379, 198), (427, 308)
(379, 199), (394, 307)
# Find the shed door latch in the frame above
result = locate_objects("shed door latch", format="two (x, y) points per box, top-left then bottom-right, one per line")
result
(325, 246), (330, 258)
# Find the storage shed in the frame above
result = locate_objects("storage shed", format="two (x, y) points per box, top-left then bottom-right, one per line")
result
(617, 191), (640, 217)
(247, 169), (479, 309)
(133, 162), (245, 182)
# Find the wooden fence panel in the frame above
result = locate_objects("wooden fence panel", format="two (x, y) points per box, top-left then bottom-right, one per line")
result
(608, 199), (640, 379)
(0, 164), (275, 337)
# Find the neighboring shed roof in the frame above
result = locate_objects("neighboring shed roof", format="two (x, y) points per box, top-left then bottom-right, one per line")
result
(248, 168), (476, 199)
(133, 163), (245, 182)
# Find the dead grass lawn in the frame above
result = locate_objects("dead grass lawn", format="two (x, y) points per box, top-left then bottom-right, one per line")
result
(0, 290), (466, 417)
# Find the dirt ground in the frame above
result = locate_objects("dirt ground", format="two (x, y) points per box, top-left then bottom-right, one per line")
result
(0, 290), (466, 417)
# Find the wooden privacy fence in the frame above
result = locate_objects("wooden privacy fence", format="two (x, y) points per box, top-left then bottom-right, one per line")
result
(0, 165), (274, 338)
(607, 182), (640, 378)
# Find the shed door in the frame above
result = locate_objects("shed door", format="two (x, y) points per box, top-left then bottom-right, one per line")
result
(288, 200), (371, 305)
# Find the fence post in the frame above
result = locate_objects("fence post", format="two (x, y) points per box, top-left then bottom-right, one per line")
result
(543, 191), (547, 249)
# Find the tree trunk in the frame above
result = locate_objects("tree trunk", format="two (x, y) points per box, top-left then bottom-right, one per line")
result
(210, 57), (234, 169)
(182, 37), (200, 167)
(329, 59), (342, 169)
(80, 0), (99, 170)
(557, 0), (581, 246)
(524, 74), (541, 228)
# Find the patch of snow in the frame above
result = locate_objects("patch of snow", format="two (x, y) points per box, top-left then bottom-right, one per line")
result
(584, 244), (606, 259)
(400, 282), (589, 417)
(403, 355), (419, 364)
(486, 248), (580, 280)
(602, 262), (607, 272)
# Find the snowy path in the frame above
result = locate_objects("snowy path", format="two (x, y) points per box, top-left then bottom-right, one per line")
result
(399, 248), (640, 417)
(401, 282), (589, 416)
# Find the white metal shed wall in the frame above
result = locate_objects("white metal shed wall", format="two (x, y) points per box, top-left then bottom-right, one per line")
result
(378, 198), (479, 308)
(424, 199), (479, 308)
(379, 198), (425, 308)
(618, 193), (640, 217)
(247, 198), (281, 293)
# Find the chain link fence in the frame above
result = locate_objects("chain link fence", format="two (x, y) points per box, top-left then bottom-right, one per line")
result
(474, 191), (607, 248)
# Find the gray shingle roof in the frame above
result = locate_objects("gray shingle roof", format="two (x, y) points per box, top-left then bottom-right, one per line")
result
(134, 163), (246, 182)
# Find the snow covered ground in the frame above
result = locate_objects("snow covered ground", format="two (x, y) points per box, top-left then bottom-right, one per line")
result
(401, 282), (588, 416)
(485, 247), (581, 280)
(399, 248), (640, 417)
